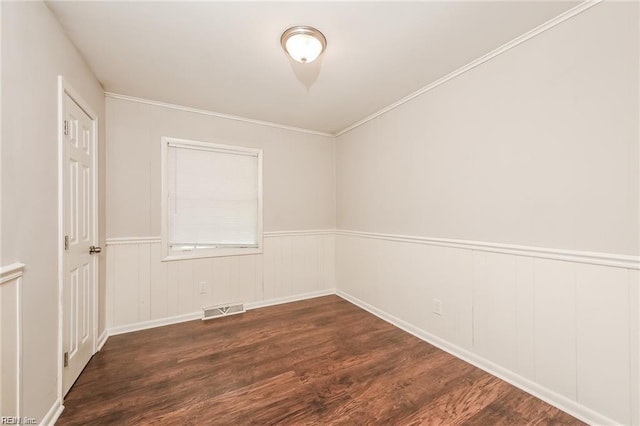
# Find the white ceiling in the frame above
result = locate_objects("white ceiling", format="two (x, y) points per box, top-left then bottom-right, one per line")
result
(46, 1), (579, 135)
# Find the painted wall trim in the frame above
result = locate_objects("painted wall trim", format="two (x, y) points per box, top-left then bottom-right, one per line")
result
(335, 289), (616, 426)
(333, 0), (602, 137)
(96, 329), (109, 352)
(108, 289), (336, 336)
(104, 92), (334, 138)
(40, 398), (64, 426)
(0, 262), (25, 284)
(105, 230), (337, 245)
(244, 288), (335, 310)
(263, 230), (336, 238)
(105, 237), (161, 246)
(109, 311), (202, 336)
(105, 231), (638, 268)
(336, 230), (639, 270)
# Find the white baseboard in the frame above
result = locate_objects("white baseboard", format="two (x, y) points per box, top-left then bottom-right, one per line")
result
(96, 329), (109, 351)
(335, 289), (616, 426)
(245, 289), (335, 310)
(39, 398), (63, 426)
(107, 289), (336, 336)
(108, 312), (202, 336)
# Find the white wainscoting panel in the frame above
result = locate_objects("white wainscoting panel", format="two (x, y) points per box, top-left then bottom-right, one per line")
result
(0, 263), (25, 419)
(533, 258), (577, 401)
(335, 232), (638, 425)
(472, 251), (521, 374)
(575, 265), (630, 423)
(106, 232), (334, 330)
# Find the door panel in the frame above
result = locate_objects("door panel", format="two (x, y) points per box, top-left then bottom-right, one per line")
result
(62, 93), (96, 396)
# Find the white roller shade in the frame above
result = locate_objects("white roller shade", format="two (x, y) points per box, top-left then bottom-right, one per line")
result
(167, 143), (259, 250)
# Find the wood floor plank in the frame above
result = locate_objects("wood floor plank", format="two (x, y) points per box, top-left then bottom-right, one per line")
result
(58, 295), (584, 425)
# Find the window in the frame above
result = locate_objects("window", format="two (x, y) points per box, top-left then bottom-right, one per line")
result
(161, 137), (263, 260)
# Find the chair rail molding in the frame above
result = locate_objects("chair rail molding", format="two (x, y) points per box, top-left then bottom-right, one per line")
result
(105, 230), (639, 270)
(105, 230), (337, 246)
(336, 230), (639, 270)
(0, 262), (26, 283)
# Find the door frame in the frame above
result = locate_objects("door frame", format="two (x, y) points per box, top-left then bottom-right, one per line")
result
(57, 76), (100, 401)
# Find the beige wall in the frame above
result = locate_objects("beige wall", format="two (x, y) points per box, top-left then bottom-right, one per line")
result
(336, 2), (639, 256)
(106, 97), (335, 238)
(1, 1), (105, 420)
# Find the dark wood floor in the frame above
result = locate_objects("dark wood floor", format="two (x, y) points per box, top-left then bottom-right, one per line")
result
(58, 295), (583, 425)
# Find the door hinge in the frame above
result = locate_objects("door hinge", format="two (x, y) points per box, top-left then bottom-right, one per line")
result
(63, 120), (69, 136)
(64, 235), (69, 250)
(64, 352), (69, 367)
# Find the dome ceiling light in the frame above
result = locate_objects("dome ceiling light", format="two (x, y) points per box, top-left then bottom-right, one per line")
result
(281, 26), (327, 64)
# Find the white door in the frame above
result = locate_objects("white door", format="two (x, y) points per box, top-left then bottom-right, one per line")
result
(62, 92), (98, 396)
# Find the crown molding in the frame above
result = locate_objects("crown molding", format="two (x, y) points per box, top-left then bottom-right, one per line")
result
(104, 92), (334, 138)
(334, 0), (602, 137)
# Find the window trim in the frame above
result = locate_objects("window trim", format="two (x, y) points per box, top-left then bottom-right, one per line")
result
(160, 136), (263, 261)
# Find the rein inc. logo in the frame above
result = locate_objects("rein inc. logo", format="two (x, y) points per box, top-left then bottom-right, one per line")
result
(0, 417), (36, 425)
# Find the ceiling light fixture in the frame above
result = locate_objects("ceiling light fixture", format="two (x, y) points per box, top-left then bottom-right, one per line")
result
(281, 26), (327, 64)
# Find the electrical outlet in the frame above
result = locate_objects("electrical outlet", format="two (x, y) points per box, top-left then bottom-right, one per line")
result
(433, 298), (443, 316)
(199, 281), (207, 294)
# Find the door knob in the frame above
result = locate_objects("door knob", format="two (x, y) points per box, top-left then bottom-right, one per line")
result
(89, 245), (102, 255)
